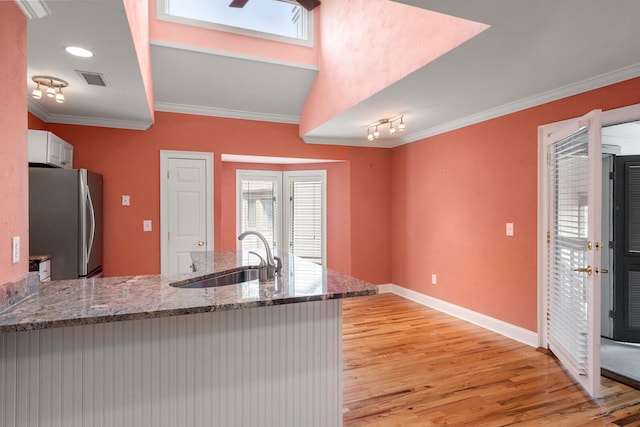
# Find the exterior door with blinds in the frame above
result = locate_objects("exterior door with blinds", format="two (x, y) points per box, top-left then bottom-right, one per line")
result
(236, 171), (281, 256)
(284, 171), (326, 265)
(542, 109), (603, 397)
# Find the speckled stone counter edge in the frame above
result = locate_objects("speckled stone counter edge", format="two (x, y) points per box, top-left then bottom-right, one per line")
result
(2, 289), (376, 333)
(0, 272), (39, 313)
(0, 251), (378, 333)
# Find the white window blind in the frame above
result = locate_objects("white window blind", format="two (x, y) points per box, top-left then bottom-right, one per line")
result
(289, 179), (323, 264)
(547, 128), (590, 375)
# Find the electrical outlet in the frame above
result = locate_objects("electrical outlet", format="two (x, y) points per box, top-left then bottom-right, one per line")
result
(11, 236), (20, 264)
(122, 195), (130, 206)
(506, 222), (514, 236)
(432, 274), (437, 285)
(143, 220), (152, 232)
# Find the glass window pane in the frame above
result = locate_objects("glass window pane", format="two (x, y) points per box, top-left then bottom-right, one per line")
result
(166, 0), (307, 40)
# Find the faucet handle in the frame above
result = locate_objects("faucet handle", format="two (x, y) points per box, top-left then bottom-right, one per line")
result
(249, 251), (269, 283)
(273, 256), (282, 275)
(248, 251), (265, 267)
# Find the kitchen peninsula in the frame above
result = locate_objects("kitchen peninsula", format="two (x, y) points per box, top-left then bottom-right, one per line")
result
(0, 251), (377, 427)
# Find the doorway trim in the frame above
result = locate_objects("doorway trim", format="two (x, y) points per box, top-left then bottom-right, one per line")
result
(538, 103), (640, 349)
(160, 150), (214, 276)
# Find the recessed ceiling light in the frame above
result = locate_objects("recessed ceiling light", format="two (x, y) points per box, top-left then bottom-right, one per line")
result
(65, 46), (93, 58)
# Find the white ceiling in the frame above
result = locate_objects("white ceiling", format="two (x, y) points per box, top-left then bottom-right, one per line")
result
(25, 0), (640, 148)
(26, 0), (153, 129)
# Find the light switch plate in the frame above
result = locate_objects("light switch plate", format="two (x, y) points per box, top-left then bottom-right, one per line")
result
(431, 274), (437, 285)
(122, 195), (130, 206)
(506, 222), (514, 236)
(11, 236), (20, 264)
(143, 220), (152, 232)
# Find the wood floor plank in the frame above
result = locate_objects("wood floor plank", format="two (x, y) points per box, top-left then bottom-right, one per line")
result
(343, 293), (640, 426)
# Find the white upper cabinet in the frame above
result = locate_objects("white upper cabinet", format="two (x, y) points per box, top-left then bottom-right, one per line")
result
(28, 130), (73, 169)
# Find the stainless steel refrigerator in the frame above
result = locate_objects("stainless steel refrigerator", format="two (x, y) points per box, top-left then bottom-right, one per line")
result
(29, 168), (103, 280)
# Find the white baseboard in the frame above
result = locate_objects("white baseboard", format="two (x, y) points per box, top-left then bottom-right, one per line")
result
(377, 284), (538, 348)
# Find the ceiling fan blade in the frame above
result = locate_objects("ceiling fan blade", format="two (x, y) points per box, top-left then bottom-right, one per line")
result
(229, 0), (249, 7)
(296, 0), (320, 11)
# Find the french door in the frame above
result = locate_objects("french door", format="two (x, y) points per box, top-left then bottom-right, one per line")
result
(236, 170), (326, 265)
(541, 109), (603, 397)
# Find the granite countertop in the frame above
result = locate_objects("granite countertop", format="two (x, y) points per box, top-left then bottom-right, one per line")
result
(0, 251), (378, 333)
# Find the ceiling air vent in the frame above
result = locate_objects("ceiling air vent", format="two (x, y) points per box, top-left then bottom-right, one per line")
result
(77, 71), (108, 87)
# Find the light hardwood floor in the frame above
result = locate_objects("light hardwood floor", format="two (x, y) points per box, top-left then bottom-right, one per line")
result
(343, 293), (640, 426)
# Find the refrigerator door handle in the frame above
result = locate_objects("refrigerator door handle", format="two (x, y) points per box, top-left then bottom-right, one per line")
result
(86, 182), (96, 262)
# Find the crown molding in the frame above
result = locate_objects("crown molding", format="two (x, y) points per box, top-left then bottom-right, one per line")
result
(28, 101), (152, 130)
(14, 0), (50, 19)
(155, 101), (300, 124)
(393, 62), (640, 147)
(302, 132), (418, 148)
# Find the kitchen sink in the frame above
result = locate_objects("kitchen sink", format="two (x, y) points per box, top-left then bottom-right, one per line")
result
(171, 267), (259, 289)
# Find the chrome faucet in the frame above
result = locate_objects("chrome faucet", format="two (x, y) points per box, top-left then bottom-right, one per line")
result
(238, 231), (281, 279)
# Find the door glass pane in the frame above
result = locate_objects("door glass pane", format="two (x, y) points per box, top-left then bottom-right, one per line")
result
(239, 178), (278, 254)
(548, 128), (590, 374)
(289, 179), (322, 264)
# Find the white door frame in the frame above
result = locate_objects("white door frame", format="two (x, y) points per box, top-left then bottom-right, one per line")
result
(160, 150), (214, 276)
(538, 103), (640, 348)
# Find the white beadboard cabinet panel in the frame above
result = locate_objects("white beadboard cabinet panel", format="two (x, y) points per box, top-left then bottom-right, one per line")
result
(0, 300), (342, 427)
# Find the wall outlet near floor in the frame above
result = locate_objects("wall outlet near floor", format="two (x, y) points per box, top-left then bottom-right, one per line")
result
(122, 195), (130, 206)
(143, 220), (152, 232)
(432, 274), (437, 285)
(11, 236), (20, 264)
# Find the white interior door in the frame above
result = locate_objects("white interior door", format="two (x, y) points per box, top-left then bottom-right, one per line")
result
(542, 109), (602, 397)
(161, 151), (213, 276)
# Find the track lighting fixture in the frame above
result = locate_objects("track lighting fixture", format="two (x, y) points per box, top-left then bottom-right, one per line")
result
(366, 115), (406, 141)
(32, 75), (68, 104)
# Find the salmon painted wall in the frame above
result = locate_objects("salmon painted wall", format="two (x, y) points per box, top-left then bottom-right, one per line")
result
(149, 0), (318, 66)
(348, 147), (390, 283)
(299, 0), (488, 135)
(124, 0), (154, 120)
(390, 77), (640, 332)
(28, 114), (47, 131)
(220, 161), (352, 274)
(0, 3), (28, 284)
(41, 112), (389, 283)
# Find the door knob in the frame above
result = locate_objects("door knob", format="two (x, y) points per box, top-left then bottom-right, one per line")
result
(197, 241), (205, 246)
(574, 266), (592, 276)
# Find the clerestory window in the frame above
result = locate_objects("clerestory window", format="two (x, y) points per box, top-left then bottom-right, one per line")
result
(158, 0), (314, 46)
